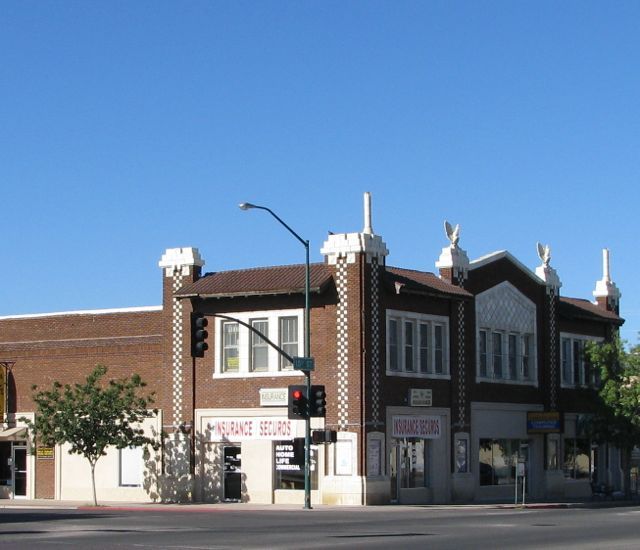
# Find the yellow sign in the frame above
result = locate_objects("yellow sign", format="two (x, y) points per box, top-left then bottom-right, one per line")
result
(37, 447), (55, 460)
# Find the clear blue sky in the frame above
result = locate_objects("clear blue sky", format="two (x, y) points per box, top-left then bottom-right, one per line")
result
(1, 1), (638, 342)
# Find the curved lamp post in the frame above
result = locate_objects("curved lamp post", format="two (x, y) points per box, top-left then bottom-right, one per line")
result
(239, 202), (312, 510)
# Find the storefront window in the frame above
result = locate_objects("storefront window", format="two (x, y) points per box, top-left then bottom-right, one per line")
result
(479, 439), (527, 486)
(563, 438), (590, 479)
(274, 439), (317, 490)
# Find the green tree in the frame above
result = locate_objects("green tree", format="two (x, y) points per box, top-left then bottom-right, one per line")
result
(586, 337), (640, 497)
(24, 365), (158, 506)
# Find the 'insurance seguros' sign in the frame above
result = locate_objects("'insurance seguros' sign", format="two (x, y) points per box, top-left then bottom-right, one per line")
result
(392, 415), (441, 439)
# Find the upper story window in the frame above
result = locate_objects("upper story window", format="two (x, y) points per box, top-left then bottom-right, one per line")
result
(250, 319), (269, 372)
(215, 309), (303, 378)
(279, 316), (298, 371)
(222, 321), (239, 372)
(478, 329), (534, 383)
(560, 333), (602, 388)
(475, 282), (537, 385)
(386, 310), (449, 378)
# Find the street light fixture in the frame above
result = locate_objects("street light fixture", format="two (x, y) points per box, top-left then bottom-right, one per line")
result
(239, 202), (313, 510)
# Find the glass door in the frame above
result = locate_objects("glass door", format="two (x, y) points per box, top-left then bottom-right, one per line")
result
(390, 444), (398, 502)
(12, 446), (27, 498)
(223, 445), (242, 501)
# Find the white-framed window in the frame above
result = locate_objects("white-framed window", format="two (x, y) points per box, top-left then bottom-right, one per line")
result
(478, 328), (535, 383)
(386, 310), (450, 378)
(560, 333), (602, 388)
(214, 309), (304, 378)
(250, 319), (269, 372)
(389, 319), (400, 372)
(119, 445), (143, 487)
(222, 321), (240, 373)
(475, 281), (538, 385)
(479, 330), (488, 377)
(279, 316), (298, 371)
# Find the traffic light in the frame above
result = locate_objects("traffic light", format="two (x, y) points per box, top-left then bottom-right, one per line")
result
(312, 429), (337, 444)
(288, 385), (308, 419)
(309, 385), (326, 417)
(191, 313), (208, 357)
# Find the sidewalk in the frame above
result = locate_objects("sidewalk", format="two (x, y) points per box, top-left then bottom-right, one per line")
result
(1, 497), (637, 512)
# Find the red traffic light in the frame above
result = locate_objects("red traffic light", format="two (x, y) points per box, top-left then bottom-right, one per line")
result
(288, 385), (308, 419)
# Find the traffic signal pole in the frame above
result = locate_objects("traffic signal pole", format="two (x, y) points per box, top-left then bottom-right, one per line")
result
(304, 241), (311, 510)
(239, 202), (313, 510)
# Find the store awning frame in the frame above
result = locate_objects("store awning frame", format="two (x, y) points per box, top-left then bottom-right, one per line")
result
(0, 427), (27, 440)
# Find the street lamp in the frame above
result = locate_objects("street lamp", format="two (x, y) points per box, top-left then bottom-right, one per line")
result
(239, 202), (313, 510)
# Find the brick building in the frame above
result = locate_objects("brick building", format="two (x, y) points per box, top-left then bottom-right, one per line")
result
(0, 193), (624, 504)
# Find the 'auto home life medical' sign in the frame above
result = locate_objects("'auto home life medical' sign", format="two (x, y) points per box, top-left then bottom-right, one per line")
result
(392, 415), (441, 439)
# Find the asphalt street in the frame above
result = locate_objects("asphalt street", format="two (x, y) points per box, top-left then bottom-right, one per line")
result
(0, 503), (639, 549)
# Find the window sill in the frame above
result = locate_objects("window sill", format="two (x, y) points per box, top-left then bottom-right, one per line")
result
(475, 377), (538, 387)
(214, 371), (305, 379)
(386, 371), (451, 380)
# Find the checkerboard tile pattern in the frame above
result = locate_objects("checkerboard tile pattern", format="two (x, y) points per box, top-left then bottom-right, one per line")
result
(336, 258), (349, 430)
(171, 268), (185, 425)
(548, 289), (558, 410)
(370, 259), (381, 425)
(457, 300), (466, 428)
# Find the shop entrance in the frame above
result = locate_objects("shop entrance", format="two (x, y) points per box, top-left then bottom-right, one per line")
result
(390, 438), (430, 503)
(12, 446), (27, 498)
(223, 445), (242, 501)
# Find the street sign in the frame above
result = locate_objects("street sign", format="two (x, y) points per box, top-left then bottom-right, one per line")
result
(292, 357), (315, 371)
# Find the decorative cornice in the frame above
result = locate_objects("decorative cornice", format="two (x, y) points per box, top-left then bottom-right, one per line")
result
(320, 232), (389, 265)
(159, 247), (204, 277)
(436, 245), (470, 281)
(535, 265), (562, 292)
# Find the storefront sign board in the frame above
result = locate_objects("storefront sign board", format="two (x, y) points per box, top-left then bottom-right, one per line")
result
(206, 417), (297, 441)
(526, 411), (561, 433)
(392, 415), (441, 439)
(259, 388), (288, 407)
(409, 388), (432, 407)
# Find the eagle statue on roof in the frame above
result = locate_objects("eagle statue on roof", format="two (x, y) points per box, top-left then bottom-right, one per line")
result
(537, 242), (551, 267)
(444, 221), (460, 248)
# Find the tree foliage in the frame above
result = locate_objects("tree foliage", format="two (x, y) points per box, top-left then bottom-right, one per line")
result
(24, 365), (158, 505)
(585, 337), (640, 495)
(586, 338), (640, 445)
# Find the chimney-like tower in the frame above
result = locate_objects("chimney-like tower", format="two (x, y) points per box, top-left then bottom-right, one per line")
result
(593, 248), (621, 314)
(320, 193), (388, 501)
(321, 192), (388, 265)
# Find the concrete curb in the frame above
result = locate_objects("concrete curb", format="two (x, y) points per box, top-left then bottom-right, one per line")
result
(1, 498), (638, 513)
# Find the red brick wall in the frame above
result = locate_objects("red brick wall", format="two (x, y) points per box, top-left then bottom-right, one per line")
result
(0, 310), (165, 412)
(0, 309), (165, 498)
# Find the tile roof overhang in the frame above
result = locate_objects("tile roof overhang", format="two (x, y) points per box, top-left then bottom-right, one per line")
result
(384, 267), (472, 299)
(559, 297), (624, 325)
(175, 263), (334, 299)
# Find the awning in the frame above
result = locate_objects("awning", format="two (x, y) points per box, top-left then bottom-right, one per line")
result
(0, 427), (27, 440)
